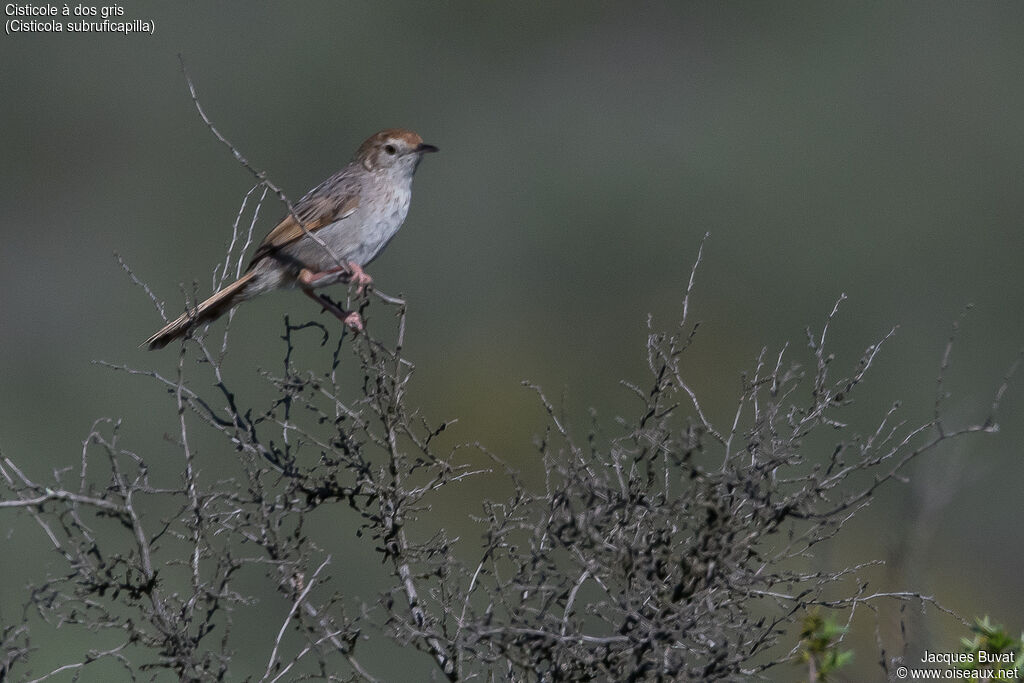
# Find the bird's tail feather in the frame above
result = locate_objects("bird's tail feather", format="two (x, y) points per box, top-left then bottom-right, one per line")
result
(144, 271), (258, 350)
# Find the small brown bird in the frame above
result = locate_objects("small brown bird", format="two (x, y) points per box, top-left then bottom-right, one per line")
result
(145, 129), (437, 350)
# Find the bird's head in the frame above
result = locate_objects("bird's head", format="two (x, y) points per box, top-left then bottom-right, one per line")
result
(356, 129), (438, 175)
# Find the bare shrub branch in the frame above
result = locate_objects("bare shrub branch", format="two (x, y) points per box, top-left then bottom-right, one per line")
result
(3, 239), (1015, 679)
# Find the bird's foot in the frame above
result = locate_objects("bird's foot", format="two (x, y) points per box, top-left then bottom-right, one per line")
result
(342, 310), (364, 331)
(302, 289), (364, 333)
(344, 262), (373, 296)
(299, 261), (373, 295)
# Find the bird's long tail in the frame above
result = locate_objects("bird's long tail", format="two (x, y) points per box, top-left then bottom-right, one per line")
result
(144, 271), (258, 350)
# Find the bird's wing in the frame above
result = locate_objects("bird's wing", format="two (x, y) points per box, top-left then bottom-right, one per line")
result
(248, 177), (361, 267)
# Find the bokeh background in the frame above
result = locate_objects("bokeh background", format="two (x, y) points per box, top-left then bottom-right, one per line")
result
(2, 2), (1023, 679)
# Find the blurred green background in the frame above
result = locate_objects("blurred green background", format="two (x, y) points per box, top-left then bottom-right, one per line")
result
(2, 2), (1023, 679)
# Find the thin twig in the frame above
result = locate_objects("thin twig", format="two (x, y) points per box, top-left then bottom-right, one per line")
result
(177, 54), (344, 271)
(263, 557), (331, 681)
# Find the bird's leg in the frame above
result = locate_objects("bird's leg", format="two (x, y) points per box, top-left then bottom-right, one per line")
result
(298, 261), (373, 295)
(302, 288), (363, 332)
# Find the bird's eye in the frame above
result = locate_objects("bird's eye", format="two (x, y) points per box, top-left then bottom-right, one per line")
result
(384, 144), (397, 155)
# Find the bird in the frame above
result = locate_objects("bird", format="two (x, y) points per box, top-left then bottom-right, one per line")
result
(144, 129), (437, 350)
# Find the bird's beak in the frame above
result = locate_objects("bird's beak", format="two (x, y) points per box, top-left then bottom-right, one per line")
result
(416, 143), (439, 154)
